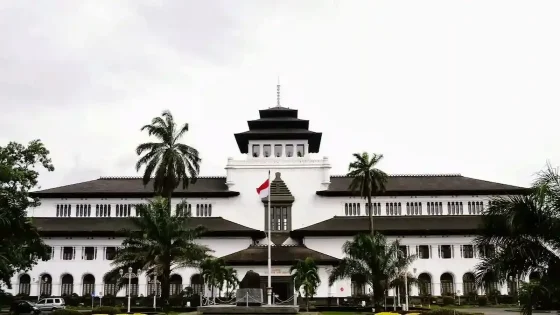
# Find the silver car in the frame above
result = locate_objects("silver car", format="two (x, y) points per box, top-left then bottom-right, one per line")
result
(35, 297), (66, 312)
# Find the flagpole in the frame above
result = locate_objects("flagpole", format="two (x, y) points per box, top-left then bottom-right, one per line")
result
(267, 169), (272, 305)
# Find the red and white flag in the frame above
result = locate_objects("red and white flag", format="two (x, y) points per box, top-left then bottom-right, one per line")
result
(256, 178), (270, 198)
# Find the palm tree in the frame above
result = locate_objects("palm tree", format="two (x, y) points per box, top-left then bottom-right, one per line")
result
(200, 258), (227, 301)
(291, 257), (321, 312)
(328, 233), (416, 309)
(222, 267), (240, 298)
(347, 153), (388, 235)
(519, 280), (549, 315)
(136, 110), (201, 209)
(108, 197), (210, 305)
(473, 163), (560, 310)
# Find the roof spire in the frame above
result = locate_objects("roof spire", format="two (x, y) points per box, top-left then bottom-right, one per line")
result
(276, 76), (281, 107)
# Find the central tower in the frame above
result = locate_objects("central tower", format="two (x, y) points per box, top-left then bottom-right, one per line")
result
(233, 105), (322, 159)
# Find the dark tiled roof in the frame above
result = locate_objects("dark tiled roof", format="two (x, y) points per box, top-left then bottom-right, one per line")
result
(291, 215), (483, 236)
(220, 245), (339, 265)
(31, 217), (265, 237)
(31, 177), (239, 198)
(317, 175), (529, 196)
(235, 106), (322, 154)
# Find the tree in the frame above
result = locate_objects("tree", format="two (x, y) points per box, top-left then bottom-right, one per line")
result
(200, 258), (227, 300)
(222, 267), (239, 298)
(519, 280), (549, 315)
(347, 153), (388, 235)
(136, 110), (201, 208)
(473, 163), (560, 310)
(109, 198), (210, 305)
(328, 233), (417, 309)
(291, 257), (320, 312)
(0, 140), (54, 289)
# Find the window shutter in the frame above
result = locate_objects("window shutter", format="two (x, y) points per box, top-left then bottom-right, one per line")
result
(60, 247), (63, 260)
(438, 245), (441, 258)
(451, 245), (454, 258)
(460, 245), (463, 258)
(72, 247), (76, 260)
(94, 247), (98, 260)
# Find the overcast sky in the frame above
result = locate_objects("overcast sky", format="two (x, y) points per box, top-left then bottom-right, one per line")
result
(1, 0), (559, 190)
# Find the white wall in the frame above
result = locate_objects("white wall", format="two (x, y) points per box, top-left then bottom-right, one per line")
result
(8, 237), (251, 297)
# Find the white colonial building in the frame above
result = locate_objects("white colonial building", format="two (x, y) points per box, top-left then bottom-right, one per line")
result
(7, 105), (532, 303)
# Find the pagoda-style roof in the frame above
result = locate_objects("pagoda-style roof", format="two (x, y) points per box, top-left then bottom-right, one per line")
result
(234, 106), (322, 154)
(317, 174), (529, 196)
(220, 245), (339, 265)
(291, 215), (483, 236)
(31, 217), (265, 238)
(31, 176), (239, 198)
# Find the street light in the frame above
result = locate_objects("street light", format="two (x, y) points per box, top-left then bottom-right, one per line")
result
(149, 274), (161, 310)
(120, 268), (142, 313)
(394, 267), (409, 311)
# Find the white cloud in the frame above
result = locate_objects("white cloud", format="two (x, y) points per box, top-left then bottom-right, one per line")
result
(1, 0), (558, 189)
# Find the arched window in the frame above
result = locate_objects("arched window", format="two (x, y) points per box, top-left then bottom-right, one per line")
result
(147, 275), (162, 296)
(351, 274), (366, 297)
(170, 274), (183, 296)
(418, 273), (432, 296)
(103, 274), (118, 296)
(18, 274), (31, 295)
(126, 278), (139, 296)
(39, 274), (52, 297)
(440, 273), (454, 295)
(191, 274), (204, 295)
(462, 273), (476, 295)
(507, 273), (518, 295)
(82, 274), (95, 296)
(61, 274), (74, 295)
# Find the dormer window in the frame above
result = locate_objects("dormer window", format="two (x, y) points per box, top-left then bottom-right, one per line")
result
(263, 145), (271, 157)
(296, 144), (305, 157)
(285, 145), (294, 157)
(252, 144), (260, 157)
(274, 145), (282, 157)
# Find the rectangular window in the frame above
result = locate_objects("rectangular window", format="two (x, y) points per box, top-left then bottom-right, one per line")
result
(263, 145), (271, 157)
(46, 246), (53, 260)
(418, 245), (430, 259)
(105, 247), (117, 260)
(269, 206), (290, 231)
(285, 145), (294, 157)
(274, 145), (283, 157)
(82, 247), (97, 260)
(462, 245), (474, 258)
(296, 144), (305, 157)
(252, 144), (260, 157)
(62, 247), (74, 260)
(398, 245), (408, 257)
(439, 245), (453, 259)
(480, 245), (495, 258)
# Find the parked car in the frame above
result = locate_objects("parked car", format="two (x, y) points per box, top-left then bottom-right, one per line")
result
(35, 297), (65, 312)
(9, 300), (41, 315)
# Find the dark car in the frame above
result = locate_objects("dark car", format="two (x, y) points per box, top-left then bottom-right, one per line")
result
(9, 300), (41, 315)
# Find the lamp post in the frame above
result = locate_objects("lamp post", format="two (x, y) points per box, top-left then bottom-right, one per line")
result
(120, 268), (142, 313)
(149, 274), (160, 310)
(457, 289), (461, 305)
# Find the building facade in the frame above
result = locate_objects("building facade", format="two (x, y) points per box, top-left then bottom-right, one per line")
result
(7, 105), (530, 302)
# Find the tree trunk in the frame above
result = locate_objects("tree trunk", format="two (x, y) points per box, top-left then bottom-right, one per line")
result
(161, 263), (172, 312)
(305, 296), (309, 312)
(367, 194), (374, 236)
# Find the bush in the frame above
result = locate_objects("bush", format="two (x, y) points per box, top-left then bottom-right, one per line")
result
(477, 295), (488, 306)
(442, 296), (455, 306)
(52, 310), (82, 315)
(91, 306), (121, 314)
(423, 310), (484, 315)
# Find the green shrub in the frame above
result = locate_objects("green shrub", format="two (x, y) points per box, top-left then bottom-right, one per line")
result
(91, 306), (121, 314)
(477, 295), (488, 306)
(442, 296), (455, 305)
(52, 310), (82, 315)
(423, 310), (484, 315)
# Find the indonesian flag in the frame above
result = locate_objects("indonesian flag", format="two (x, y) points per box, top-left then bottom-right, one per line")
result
(256, 179), (270, 198)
